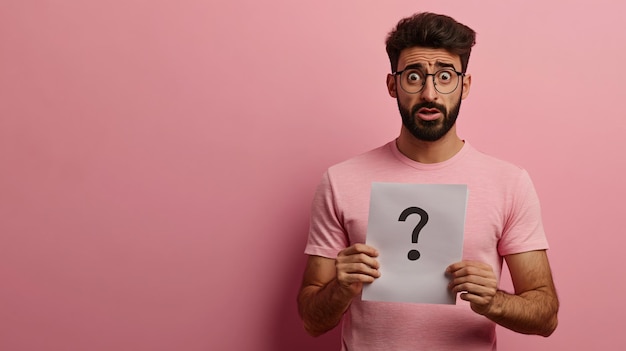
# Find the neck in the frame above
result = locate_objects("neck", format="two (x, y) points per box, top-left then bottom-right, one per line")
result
(396, 125), (464, 164)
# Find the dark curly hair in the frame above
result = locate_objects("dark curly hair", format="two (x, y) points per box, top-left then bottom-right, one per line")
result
(385, 12), (476, 73)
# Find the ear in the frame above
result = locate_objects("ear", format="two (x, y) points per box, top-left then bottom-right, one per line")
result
(461, 73), (471, 100)
(386, 74), (397, 98)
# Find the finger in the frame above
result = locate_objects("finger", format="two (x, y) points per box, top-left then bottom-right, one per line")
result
(446, 260), (492, 274)
(449, 273), (497, 292)
(459, 291), (496, 310)
(337, 272), (378, 285)
(449, 274), (497, 290)
(447, 265), (495, 280)
(337, 261), (381, 278)
(337, 253), (380, 270)
(339, 243), (379, 258)
(450, 281), (496, 296)
(458, 292), (492, 306)
(337, 245), (381, 270)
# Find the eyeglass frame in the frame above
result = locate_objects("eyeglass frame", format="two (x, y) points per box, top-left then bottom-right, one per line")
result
(392, 67), (466, 95)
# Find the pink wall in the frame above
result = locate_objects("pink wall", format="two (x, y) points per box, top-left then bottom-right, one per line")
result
(1, 1), (625, 350)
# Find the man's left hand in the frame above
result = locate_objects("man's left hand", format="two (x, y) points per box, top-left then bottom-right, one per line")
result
(446, 261), (498, 315)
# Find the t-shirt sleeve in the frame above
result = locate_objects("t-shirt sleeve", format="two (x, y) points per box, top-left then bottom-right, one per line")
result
(304, 171), (349, 259)
(498, 170), (549, 256)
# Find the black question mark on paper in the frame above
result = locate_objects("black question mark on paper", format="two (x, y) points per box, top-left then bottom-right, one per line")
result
(398, 207), (429, 261)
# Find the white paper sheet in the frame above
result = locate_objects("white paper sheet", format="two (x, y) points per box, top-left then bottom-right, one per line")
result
(362, 182), (468, 304)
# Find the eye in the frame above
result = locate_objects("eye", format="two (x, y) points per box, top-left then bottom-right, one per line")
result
(406, 71), (422, 83)
(438, 71), (452, 82)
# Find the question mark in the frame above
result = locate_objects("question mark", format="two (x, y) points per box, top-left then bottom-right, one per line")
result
(398, 207), (429, 261)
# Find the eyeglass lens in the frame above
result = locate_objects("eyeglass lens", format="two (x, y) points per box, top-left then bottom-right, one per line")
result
(400, 69), (460, 94)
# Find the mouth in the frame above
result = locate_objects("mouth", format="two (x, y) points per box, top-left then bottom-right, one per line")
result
(416, 107), (443, 121)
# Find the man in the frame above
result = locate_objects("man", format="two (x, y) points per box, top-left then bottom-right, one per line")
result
(297, 12), (559, 350)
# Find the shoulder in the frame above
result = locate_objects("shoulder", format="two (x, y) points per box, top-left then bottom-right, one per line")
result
(465, 144), (528, 178)
(327, 142), (396, 177)
(460, 144), (538, 201)
(314, 141), (400, 199)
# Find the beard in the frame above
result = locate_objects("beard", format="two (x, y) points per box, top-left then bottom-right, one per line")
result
(397, 95), (462, 142)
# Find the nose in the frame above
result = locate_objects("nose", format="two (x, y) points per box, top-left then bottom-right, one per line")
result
(420, 76), (438, 102)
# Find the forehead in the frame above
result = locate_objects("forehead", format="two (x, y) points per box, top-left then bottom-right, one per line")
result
(397, 47), (461, 71)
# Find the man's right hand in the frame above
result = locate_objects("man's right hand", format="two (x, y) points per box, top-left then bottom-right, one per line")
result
(335, 243), (381, 296)
(298, 244), (381, 336)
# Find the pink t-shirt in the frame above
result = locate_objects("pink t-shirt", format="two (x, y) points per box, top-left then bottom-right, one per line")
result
(305, 140), (548, 351)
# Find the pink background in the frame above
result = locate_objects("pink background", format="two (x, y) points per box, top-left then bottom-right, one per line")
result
(1, 1), (625, 350)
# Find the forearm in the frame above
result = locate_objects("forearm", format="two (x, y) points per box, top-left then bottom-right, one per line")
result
(483, 288), (559, 336)
(297, 278), (355, 337)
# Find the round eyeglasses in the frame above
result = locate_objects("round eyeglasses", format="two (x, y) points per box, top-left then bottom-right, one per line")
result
(393, 68), (465, 94)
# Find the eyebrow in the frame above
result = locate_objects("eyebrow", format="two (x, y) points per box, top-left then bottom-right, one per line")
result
(402, 61), (457, 71)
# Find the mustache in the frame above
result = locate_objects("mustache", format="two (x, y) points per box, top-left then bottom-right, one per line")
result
(411, 102), (447, 115)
